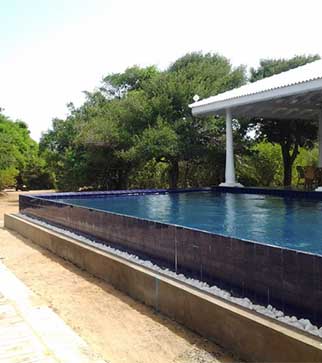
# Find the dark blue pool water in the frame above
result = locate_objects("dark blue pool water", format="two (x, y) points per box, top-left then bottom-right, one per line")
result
(59, 191), (322, 254)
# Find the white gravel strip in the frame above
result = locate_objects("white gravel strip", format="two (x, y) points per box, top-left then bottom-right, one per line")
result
(21, 214), (322, 339)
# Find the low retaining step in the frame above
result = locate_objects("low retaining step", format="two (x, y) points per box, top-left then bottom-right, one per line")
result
(4, 213), (322, 363)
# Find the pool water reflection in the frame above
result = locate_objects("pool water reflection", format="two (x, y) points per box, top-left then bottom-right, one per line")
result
(60, 191), (322, 255)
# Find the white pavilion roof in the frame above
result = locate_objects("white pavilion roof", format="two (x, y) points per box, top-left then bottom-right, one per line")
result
(190, 60), (322, 120)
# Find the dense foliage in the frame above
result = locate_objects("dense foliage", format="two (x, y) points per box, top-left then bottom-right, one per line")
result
(0, 113), (53, 190)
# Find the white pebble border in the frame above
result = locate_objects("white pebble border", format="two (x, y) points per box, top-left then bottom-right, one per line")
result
(21, 214), (322, 339)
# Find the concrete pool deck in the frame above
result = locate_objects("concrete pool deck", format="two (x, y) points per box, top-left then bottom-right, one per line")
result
(0, 261), (106, 363)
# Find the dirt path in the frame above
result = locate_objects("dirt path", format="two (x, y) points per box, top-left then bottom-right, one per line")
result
(0, 191), (240, 363)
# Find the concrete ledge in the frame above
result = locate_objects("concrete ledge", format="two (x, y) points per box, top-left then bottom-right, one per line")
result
(4, 213), (322, 363)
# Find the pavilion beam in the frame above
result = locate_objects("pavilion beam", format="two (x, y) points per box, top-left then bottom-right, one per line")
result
(220, 109), (243, 187)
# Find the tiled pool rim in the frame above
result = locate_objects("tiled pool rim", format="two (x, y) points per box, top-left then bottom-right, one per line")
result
(19, 186), (322, 325)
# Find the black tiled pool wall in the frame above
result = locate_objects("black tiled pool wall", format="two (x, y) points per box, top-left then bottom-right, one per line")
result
(19, 189), (322, 325)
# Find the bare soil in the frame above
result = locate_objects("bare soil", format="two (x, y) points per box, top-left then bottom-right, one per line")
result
(0, 191), (241, 363)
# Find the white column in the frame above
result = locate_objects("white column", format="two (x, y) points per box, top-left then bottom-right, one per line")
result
(220, 109), (243, 187)
(315, 110), (322, 191)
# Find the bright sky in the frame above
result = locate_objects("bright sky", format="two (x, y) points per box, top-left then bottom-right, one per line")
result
(1, 0), (322, 141)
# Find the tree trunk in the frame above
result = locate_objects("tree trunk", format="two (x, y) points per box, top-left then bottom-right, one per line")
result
(281, 142), (299, 187)
(169, 160), (179, 189)
(183, 162), (190, 188)
(116, 168), (129, 190)
(283, 158), (292, 187)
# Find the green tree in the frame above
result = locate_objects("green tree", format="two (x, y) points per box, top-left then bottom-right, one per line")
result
(250, 55), (320, 81)
(0, 113), (51, 190)
(0, 119), (19, 189)
(102, 65), (158, 98)
(237, 142), (283, 187)
(41, 52), (247, 190)
(139, 52), (247, 187)
(40, 116), (88, 190)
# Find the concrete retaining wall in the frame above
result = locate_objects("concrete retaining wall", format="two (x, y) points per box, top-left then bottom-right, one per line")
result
(4, 213), (322, 363)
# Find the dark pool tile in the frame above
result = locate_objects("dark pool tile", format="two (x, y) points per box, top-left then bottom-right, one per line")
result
(314, 291), (322, 325)
(202, 252), (233, 284)
(119, 216), (130, 239)
(243, 239), (255, 254)
(283, 249), (298, 268)
(159, 226), (175, 254)
(254, 244), (271, 273)
(136, 220), (148, 246)
(200, 255), (217, 278)
(177, 232), (200, 268)
(230, 239), (245, 262)
(282, 274), (299, 296)
(190, 229), (202, 246)
(255, 243), (270, 261)
(110, 214), (123, 234)
(154, 221), (164, 231)
(269, 247), (283, 267)
(126, 216), (137, 230)
(198, 232), (213, 257)
(131, 221), (145, 249)
(177, 243), (200, 277)
(174, 226), (184, 241)
(215, 266), (233, 286)
(296, 271), (316, 293)
(162, 224), (175, 242)
(229, 265), (247, 288)
(252, 282), (270, 306)
(213, 235), (232, 260)
(108, 219), (122, 239)
(314, 255), (322, 292)
(204, 235), (221, 257)
(268, 287), (285, 311)
(283, 250), (299, 289)
(179, 228), (194, 245)
(297, 291), (318, 316)
(243, 240), (256, 263)
(88, 210), (101, 226)
(147, 224), (161, 249)
(264, 265), (283, 290)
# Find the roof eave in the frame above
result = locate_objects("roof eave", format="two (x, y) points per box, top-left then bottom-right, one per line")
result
(190, 78), (322, 117)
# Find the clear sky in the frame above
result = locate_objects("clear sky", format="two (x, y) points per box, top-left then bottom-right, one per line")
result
(1, 0), (322, 140)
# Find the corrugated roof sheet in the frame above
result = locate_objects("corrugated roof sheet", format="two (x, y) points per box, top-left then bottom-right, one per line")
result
(190, 59), (322, 108)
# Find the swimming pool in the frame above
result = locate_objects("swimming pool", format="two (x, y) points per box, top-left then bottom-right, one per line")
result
(59, 191), (322, 255)
(18, 187), (322, 324)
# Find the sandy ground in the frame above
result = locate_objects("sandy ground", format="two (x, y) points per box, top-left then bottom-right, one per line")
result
(0, 191), (241, 363)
